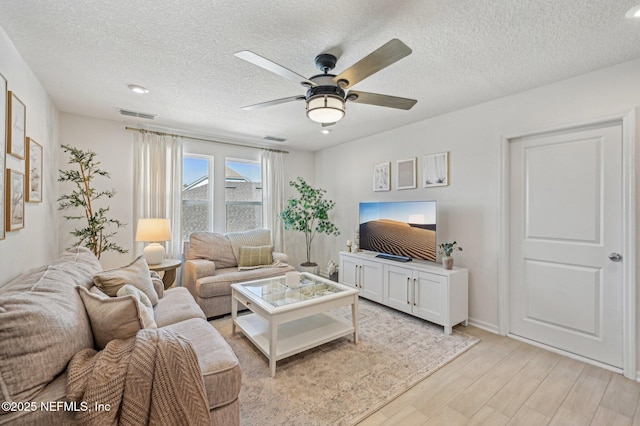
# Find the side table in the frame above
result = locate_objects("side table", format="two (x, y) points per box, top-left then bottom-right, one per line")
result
(148, 259), (181, 289)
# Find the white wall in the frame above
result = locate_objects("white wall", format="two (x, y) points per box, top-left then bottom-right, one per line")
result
(315, 112), (500, 328)
(58, 114), (134, 270)
(0, 27), (59, 285)
(314, 58), (640, 360)
(280, 149), (316, 267)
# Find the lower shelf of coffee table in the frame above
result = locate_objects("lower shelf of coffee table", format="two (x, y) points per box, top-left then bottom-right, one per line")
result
(234, 312), (354, 361)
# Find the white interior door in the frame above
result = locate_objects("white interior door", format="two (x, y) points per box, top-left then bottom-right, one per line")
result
(509, 124), (624, 368)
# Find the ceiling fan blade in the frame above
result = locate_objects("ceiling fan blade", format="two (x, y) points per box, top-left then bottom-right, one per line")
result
(348, 91), (417, 110)
(332, 39), (412, 89)
(235, 51), (317, 87)
(240, 96), (305, 111)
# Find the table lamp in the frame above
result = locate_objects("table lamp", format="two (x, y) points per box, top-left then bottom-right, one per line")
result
(135, 218), (171, 265)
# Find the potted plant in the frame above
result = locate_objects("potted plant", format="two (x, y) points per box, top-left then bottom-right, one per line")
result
(58, 144), (128, 259)
(438, 241), (462, 270)
(280, 177), (340, 273)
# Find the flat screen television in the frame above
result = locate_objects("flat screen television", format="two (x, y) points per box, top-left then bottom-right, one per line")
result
(359, 201), (436, 262)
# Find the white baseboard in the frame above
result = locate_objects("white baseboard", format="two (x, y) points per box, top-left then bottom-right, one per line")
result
(467, 318), (500, 334)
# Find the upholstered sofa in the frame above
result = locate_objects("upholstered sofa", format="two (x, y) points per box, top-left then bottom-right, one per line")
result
(0, 247), (241, 425)
(183, 228), (296, 318)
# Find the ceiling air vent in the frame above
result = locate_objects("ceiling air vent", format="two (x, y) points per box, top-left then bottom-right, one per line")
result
(263, 135), (286, 143)
(119, 109), (156, 120)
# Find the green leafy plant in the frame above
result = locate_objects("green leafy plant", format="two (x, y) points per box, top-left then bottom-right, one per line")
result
(280, 177), (340, 266)
(438, 241), (462, 257)
(58, 144), (127, 259)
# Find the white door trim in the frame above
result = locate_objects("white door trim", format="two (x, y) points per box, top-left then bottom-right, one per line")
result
(498, 110), (637, 379)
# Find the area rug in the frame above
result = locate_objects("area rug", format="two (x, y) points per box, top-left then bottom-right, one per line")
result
(211, 299), (479, 426)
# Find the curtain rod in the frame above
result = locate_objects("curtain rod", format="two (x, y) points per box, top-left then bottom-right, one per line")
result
(125, 127), (289, 154)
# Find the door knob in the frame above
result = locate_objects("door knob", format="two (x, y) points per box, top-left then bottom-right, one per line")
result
(608, 253), (622, 262)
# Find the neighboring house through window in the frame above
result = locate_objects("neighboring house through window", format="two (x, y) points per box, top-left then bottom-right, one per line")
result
(182, 155), (213, 241)
(181, 155), (262, 240)
(225, 159), (262, 233)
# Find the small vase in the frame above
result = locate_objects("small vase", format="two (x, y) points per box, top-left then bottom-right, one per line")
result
(442, 256), (454, 270)
(299, 263), (319, 275)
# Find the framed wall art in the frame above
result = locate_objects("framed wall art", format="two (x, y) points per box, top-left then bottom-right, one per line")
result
(7, 91), (26, 159)
(0, 73), (6, 239)
(6, 169), (25, 231)
(26, 137), (43, 202)
(373, 161), (390, 191)
(396, 158), (416, 190)
(423, 151), (449, 188)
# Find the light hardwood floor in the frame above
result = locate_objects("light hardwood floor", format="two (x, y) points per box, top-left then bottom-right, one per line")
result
(358, 326), (640, 425)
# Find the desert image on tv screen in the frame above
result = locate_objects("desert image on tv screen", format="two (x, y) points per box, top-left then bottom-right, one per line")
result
(359, 201), (436, 261)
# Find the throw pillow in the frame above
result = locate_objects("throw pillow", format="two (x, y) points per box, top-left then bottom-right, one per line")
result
(77, 286), (157, 350)
(117, 284), (155, 320)
(92, 255), (159, 305)
(238, 245), (274, 269)
(116, 284), (153, 308)
(90, 285), (109, 298)
(225, 228), (271, 262)
(188, 232), (237, 268)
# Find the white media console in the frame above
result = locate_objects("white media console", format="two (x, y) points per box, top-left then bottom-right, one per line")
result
(339, 251), (468, 334)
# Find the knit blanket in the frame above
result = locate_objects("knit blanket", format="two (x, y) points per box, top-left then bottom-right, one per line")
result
(67, 328), (210, 426)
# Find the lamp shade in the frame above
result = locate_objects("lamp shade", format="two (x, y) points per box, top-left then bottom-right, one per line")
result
(306, 94), (345, 124)
(135, 218), (171, 242)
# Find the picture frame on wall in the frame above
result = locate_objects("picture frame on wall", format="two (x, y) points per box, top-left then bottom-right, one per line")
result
(423, 151), (449, 188)
(6, 169), (25, 232)
(7, 91), (26, 160)
(26, 137), (43, 203)
(373, 161), (390, 191)
(0, 73), (6, 240)
(396, 158), (416, 190)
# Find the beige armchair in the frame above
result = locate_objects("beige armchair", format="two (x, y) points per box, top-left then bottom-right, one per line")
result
(182, 229), (296, 318)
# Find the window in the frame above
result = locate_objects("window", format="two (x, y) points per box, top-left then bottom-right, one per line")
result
(225, 159), (262, 232)
(182, 155), (212, 241)
(181, 154), (262, 238)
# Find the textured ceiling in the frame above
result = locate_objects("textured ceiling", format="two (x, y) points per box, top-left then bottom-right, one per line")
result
(1, 0), (640, 151)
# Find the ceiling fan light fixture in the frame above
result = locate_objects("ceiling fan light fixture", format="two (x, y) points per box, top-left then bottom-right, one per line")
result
(306, 94), (345, 124)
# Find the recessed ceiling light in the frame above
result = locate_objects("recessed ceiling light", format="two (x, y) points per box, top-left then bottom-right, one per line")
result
(128, 84), (149, 94)
(321, 129), (331, 135)
(625, 4), (640, 19)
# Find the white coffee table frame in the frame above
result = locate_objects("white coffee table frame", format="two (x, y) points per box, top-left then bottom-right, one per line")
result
(231, 273), (359, 377)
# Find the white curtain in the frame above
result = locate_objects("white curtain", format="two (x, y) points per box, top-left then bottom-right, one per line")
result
(133, 131), (183, 259)
(261, 150), (285, 252)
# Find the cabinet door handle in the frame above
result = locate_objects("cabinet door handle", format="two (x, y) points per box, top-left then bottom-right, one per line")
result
(407, 277), (410, 304)
(413, 278), (417, 306)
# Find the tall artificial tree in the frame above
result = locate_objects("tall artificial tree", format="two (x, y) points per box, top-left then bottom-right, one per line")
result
(280, 177), (340, 266)
(58, 144), (127, 259)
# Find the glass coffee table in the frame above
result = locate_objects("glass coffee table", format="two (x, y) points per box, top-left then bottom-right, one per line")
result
(231, 273), (359, 377)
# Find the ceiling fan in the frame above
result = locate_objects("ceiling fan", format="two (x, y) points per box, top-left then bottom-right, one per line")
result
(234, 39), (417, 125)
